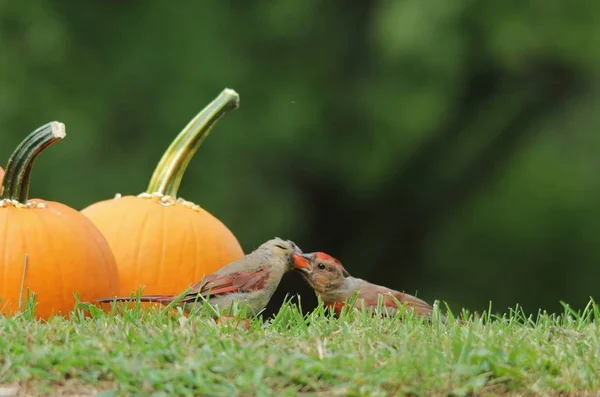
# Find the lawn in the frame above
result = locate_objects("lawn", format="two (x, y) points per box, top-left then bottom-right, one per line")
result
(1, 297), (599, 396)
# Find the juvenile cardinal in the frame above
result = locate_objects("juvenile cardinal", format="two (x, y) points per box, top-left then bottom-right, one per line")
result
(292, 252), (446, 321)
(97, 238), (303, 317)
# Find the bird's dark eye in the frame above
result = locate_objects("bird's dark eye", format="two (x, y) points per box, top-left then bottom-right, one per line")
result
(317, 263), (326, 270)
(275, 244), (287, 250)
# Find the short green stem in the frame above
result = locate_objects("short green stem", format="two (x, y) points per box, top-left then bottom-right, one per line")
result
(1, 122), (66, 203)
(146, 88), (240, 197)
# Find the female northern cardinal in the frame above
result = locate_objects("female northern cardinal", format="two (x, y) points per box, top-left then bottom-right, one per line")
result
(292, 251), (446, 321)
(97, 238), (303, 317)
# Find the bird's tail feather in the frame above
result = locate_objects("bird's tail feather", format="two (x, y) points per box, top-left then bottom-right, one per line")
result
(96, 295), (174, 303)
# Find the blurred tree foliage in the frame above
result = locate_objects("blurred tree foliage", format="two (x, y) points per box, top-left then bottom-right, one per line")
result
(1, 1), (599, 316)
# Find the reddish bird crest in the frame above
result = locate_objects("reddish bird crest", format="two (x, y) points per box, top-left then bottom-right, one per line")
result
(314, 252), (351, 277)
(315, 252), (341, 265)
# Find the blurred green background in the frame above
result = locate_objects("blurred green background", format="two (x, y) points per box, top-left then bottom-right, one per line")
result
(1, 2), (599, 317)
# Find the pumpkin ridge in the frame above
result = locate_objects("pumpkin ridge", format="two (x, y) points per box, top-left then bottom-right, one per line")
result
(94, 219), (119, 293)
(57, 205), (88, 312)
(113, 198), (138, 294)
(81, 217), (111, 293)
(85, 196), (128, 294)
(0, 207), (9, 307)
(189, 206), (203, 282)
(28, 205), (47, 312)
(133, 203), (152, 294)
(111, 199), (136, 294)
(158, 202), (167, 290)
(73, 204), (118, 300)
(35, 204), (67, 315)
(179, 209), (192, 282)
(59, 204), (96, 309)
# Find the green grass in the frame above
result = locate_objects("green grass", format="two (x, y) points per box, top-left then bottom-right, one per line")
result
(1, 296), (600, 396)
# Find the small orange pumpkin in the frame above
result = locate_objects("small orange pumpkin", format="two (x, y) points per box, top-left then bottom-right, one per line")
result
(81, 89), (244, 298)
(0, 122), (119, 320)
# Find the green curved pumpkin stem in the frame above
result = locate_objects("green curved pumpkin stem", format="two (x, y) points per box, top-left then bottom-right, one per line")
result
(1, 122), (66, 203)
(146, 88), (240, 197)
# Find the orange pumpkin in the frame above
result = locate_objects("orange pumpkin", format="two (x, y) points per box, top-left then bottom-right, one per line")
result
(81, 89), (244, 298)
(0, 122), (119, 320)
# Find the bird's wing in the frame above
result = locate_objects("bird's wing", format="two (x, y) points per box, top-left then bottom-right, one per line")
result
(179, 268), (270, 303)
(384, 290), (434, 315)
(96, 294), (176, 303)
(355, 281), (434, 315)
(97, 269), (271, 305)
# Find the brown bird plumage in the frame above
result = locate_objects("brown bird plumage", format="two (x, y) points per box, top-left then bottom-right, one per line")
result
(292, 252), (446, 321)
(97, 238), (303, 317)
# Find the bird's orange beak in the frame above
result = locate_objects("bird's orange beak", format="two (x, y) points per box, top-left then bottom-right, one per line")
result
(292, 253), (311, 274)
